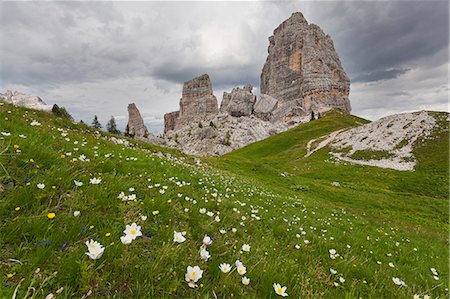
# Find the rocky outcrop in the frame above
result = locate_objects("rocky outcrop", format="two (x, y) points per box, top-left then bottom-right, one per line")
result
(220, 84), (256, 117)
(125, 103), (150, 140)
(329, 111), (436, 171)
(260, 12), (351, 119)
(0, 90), (52, 111)
(164, 111), (179, 133)
(253, 94), (278, 121)
(174, 74), (218, 130)
(160, 12), (353, 156)
(162, 113), (306, 156)
(164, 74), (219, 132)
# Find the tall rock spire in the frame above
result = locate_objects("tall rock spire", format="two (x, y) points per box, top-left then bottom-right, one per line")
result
(260, 12), (351, 119)
(125, 103), (150, 139)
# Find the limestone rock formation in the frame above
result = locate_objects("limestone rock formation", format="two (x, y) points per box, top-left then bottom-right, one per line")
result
(0, 90), (52, 111)
(174, 74), (218, 130)
(162, 113), (307, 156)
(160, 12), (353, 156)
(125, 103), (150, 140)
(253, 94), (279, 121)
(164, 111), (179, 133)
(220, 84), (256, 117)
(163, 74), (219, 132)
(260, 12), (351, 119)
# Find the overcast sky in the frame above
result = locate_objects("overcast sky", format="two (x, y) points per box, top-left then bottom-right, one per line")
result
(1, 1), (448, 133)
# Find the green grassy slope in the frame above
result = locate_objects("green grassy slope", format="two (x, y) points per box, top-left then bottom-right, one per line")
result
(213, 110), (449, 228)
(1, 104), (448, 298)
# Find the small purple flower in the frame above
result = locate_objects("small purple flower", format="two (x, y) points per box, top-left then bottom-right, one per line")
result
(24, 178), (31, 183)
(61, 241), (68, 251)
(145, 231), (153, 238)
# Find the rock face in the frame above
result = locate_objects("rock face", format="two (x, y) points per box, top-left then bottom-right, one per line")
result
(220, 84), (256, 117)
(175, 74), (219, 130)
(164, 111), (179, 133)
(260, 12), (351, 119)
(125, 103), (149, 140)
(164, 74), (219, 132)
(0, 90), (52, 111)
(162, 113), (305, 156)
(253, 94), (279, 121)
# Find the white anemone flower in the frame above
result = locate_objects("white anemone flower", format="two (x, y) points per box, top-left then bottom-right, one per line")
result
(199, 247), (210, 261)
(219, 263), (231, 273)
(242, 244), (251, 252)
(74, 180), (83, 187)
(237, 264), (247, 275)
(37, 183), (45, 189)
(120, 235), (133, 245)
(329, 248), (339, 259)
(85, 239), (105, 260)
(242, 276), (250, 285)
(89, 177), (102, 185)
(202, 235), (213, 246)
(124, 223), (142, 240)
(392, 277), (407, 287)
(273, 283), (288, 297)
(185, 266), (203, 288)
(173, 231), (186, 243)
(73, 210), (81, 217)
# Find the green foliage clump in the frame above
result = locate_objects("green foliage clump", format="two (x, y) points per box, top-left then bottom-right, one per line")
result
(223, 130), (231, 146)
(350, 150), (394, 160)
(51, 104), (74, 122)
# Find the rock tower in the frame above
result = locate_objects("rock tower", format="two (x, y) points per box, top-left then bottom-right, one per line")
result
(260, 12), (351, 118)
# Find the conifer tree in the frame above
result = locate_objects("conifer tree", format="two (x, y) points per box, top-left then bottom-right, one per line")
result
(91, 115), (102, 129)
(106, 116), (120, 134)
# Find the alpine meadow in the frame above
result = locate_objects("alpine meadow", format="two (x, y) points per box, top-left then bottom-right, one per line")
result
(0, 2), (449, 299)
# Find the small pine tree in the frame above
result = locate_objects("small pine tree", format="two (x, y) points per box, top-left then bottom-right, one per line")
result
(91, 115), (102, 129)
(198, 122), (203, 128)
(106, 116), (120, 134)
(317, 112), (321, 119)
(310, 111), (315, 121)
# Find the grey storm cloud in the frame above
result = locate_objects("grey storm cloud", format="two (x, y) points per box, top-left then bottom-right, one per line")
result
(352, 68), (411, 83)
(0, 1), (448, 133)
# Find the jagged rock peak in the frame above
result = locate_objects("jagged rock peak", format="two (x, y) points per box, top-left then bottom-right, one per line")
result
(168, 73), (218, 131)
(125, 103), (150, 140)
(182, 74), (214, 100)
(261, 12), (351, 120)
